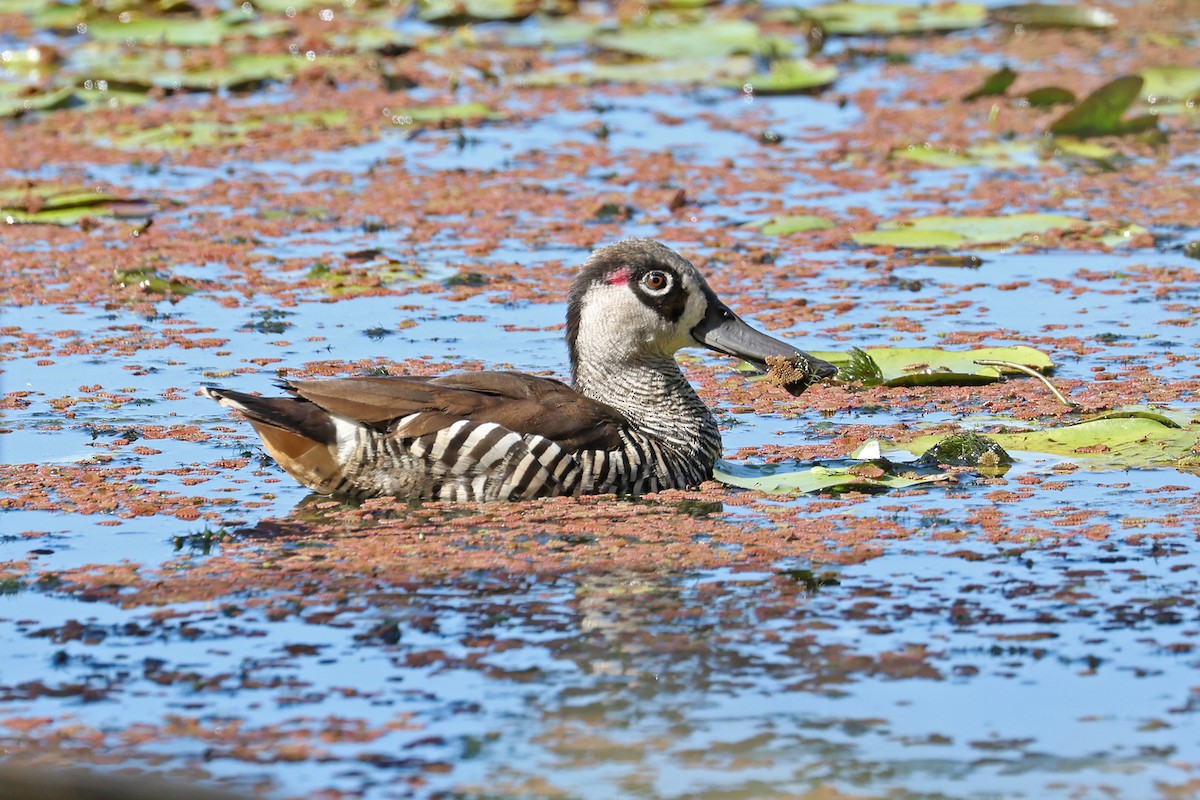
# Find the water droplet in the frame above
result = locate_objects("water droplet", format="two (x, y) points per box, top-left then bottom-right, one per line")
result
(305, 50), (316, 61)
(319, 8), (334, 21)
(285, 6), (296, 17)
(118, 10), (130, 22)
(76, 22), (87, 34)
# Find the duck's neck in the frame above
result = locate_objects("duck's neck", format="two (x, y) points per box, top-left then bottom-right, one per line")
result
(572, 352), (722, 460)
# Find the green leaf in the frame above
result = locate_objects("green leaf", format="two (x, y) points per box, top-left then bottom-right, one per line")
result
(1, 185), (154, 225)
(1021, 86), (1076, 107)
(86, 14), (237, 46)
(852, 213), (1142, 249)
(805, 2), (987, 35)
(893, 138), (1119, 171)
(845, 345), (1053, 387)
(0, 85), (77, 118)
(906, 417), (1200, 470)
(1049, 75), (1159, 137)
(417, 0), (540, 24)
(963, 65), (1016, 100)
(405, 102), (499, 123)
(990, 3), (1117, 29)
(518, 56), (756, 87)
(112, 268), (195, 296)
(733, 59), (839, 94)
(105, 109), (349, 150)
(594, 19), (789, 59)
(891, 144), (977, 168)
(1139, 66), (1200, 104)
(742, 214), (835, 234)
(503, 16), (601, 47)
(714, 460), (951, 494)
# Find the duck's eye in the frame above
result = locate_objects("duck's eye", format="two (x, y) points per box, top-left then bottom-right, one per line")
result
(640, 270), (672, 295)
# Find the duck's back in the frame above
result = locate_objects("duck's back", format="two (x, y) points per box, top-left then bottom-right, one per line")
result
(204, 372), (677, 501)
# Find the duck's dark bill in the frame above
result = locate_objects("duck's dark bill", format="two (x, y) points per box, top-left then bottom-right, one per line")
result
(691, 303), (837, 396)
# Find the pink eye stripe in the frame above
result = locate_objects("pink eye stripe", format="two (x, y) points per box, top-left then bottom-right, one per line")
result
(606, 268), (631, 285)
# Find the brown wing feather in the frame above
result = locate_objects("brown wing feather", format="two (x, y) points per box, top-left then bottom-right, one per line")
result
(285, 372), (628, 452)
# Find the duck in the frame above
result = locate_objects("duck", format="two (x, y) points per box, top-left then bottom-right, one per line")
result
(204, 238), (836, 501)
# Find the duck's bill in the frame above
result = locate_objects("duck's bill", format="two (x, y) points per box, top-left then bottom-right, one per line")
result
(691, 302), (837, 395)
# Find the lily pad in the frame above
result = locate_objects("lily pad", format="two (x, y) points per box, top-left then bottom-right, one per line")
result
(805, 2), (987, 35)
(893, 138), (1117, 170)
(518, 56), (755, 87)
(852, 213), (1142, 249)
(417, 0), (541, 24)
(1021, 86), (1076, 107)
(734, 59), (839, 94)
(106, 109), (349, 150)
(389, 102), (501, 125)
(1048, 76), (1158, 137)
(891, 144), (977, 168)
(594, 19), (788, 59)
(714, 460), (951, 494)
(963, 65), (1016, 100)
(83, 52), (305, 92)
(840, 345), (1053, 387)
(741, 214), (835, 235)
(85, 14), (260, 47)
(1, 186), (154, 225)
(112, 268), (196, 296)
(0, 85), (77, 118)
(906, 417), (1200, 470)
(307, 260), (426, 296)
(1139, 66), (1200, 104)
(990, 3), (1117, 30)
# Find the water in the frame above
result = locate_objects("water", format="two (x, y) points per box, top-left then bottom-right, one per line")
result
(2, 3), (1198, 798)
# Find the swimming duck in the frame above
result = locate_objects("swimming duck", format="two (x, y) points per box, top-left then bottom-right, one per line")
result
(204, 238), (835, 501)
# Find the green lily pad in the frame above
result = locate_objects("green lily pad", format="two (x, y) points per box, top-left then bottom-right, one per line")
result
(594, 19), (788, 59)
(518, 56), (756, 87)
(327, 27), (416, 55)
(503, 16), (600, 47)
(80, 51), (304, 92)
(963, 65), (1016, 100)
(1139, 66), (1200, 104)
(852, 213), (1142, 249)
(417, 0), (540, 24)
(112, 267), (195, 296)
(741, 214), (835, 235)
(86, 14), (246, 47)
(805, 2), (987, 35)
(840, 345), (1053, 387)
(105, 109), (349, 150)
(1, 185), (154, 225)
(714, 460), (951, 494)
(906, 417), (1200, 470)
(1049, 76), (1158, 137)
(990, 3), (1117, 29)
(1021, 86), (1076, 107)
(388, 102), (501, 126)
(891, 144), (978, 168)
(893, 138), (1118, 171)
(307, 260), (426, 296)
(0, 85), (77, 118)
(734, 59), (839, 94)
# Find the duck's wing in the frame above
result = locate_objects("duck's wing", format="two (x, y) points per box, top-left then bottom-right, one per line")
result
(282, 372), (628, 452)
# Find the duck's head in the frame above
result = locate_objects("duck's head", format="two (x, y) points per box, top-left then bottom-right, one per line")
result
(566, 238), (836, 392)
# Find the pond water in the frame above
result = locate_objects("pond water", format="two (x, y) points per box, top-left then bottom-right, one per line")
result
(2, 2), (1199, 799)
